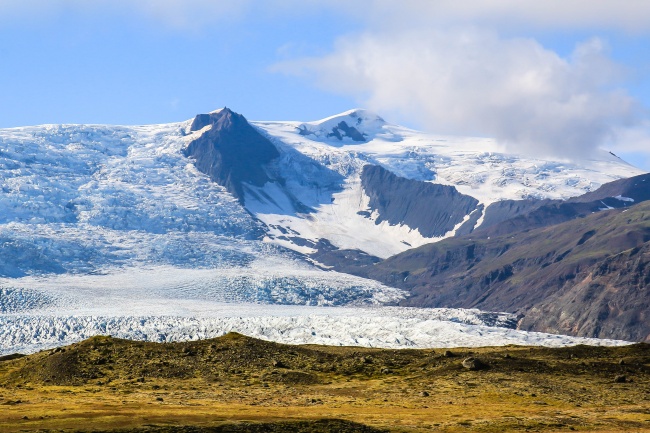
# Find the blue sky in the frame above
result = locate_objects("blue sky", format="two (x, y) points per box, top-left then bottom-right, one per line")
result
(1, 1), (649, 170)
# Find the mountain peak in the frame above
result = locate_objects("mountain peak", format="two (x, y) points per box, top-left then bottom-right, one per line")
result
(297, 108), (387, 144)
(184, 108), (280, 202)
(209, 107), (230, 115)
(189, 107), (247, 133)
(315, 108), (385, 125)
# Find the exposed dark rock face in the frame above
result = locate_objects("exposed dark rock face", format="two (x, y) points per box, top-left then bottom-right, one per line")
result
(356, 200), (650, 342)
(183, 108), (280, 203)
(455, 204), (484, 236)
(326, 121), (367, 141)
(480, 199), (596, 237)
(520, 242), (650, 342)
(481, 199), (545, 231)
(360, 165), (479, 237)
(308, 239), (382, 273)
(298, 120), (369, 142)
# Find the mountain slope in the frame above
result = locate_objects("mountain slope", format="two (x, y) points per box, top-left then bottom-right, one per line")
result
(360, 165), (480, 238)
(358, 199), (650, 342)
(0, 117), (404, 307)
(521, 241), (650, 340)
(0, 107), (641, 272)
(479, 173), (650, 236)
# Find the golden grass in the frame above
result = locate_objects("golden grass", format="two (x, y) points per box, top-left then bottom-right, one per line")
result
(0, 334), (648, 432)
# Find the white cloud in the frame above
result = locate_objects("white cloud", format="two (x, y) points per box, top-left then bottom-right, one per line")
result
(3, 1), (650, 32)
(351, 0), (650, 33)
(274, 28), (643, 160)
(610, 121), (650, 154)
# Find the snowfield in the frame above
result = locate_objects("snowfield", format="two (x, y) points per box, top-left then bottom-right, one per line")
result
(0, 110), (642, 354)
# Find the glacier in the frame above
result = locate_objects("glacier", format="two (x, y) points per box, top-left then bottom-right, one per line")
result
(0, 305), (630, 356)
(0, 110), (642, 354)
(0, 265), (630, 354)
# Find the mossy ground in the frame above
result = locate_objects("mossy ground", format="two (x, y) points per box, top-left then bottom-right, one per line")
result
(0, 333), (648, 432)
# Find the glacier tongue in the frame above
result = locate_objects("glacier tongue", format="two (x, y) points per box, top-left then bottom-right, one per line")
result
(0, 264), (407, 313)
(0, 266), (631, 355)
(0, 121), (263, 276)
(0, 306), (630, 356)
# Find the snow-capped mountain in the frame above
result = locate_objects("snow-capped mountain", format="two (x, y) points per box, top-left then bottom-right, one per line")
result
(0, 107), (644, 353)
(249, 108), (642, 259)
(1, 107), (638, 274)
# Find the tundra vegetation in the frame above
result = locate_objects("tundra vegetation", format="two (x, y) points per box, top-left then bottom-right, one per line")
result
(0, 333), (648, 432)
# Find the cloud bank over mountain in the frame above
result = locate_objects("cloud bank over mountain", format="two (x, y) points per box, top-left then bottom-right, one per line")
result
(275, 29), (640, 160)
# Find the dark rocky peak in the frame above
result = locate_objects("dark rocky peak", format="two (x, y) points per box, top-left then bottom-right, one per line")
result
(326, 121), (367, 142)
(183, 108), (280, 203)
(189, 107), (239, 132)
(298, 120), (368, 142)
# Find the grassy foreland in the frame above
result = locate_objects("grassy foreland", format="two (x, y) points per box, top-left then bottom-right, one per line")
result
(0, 333), (648, 432)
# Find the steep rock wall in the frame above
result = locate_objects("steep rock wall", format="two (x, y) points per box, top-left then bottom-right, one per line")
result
(361, 165), (479, 238)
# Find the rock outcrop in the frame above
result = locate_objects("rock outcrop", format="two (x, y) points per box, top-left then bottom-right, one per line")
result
(361, 165), (479, 237)
(183, 108), (280, 203)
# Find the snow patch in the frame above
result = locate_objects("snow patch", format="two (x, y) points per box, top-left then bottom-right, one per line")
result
(599, 200), (615, 210)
